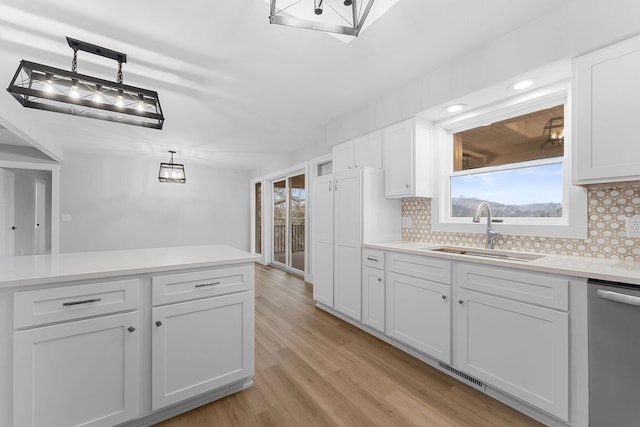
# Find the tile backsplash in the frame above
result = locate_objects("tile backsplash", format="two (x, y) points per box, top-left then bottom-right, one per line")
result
(401, 184), (640, 261)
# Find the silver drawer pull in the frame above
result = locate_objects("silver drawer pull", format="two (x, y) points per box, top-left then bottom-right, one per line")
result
(195, 281), (220, 288)
(62, 298), (102, 306)
(366, 256), (379, 261)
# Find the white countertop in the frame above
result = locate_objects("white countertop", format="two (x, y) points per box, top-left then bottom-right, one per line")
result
(364, 241), (640, 285)
(0, 244), (260, 288)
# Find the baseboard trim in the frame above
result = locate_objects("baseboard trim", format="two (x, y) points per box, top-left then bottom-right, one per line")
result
(117, 378), (254, 427)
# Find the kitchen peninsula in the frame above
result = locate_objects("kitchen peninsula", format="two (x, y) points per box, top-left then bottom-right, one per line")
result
(0, 244), (258, 427)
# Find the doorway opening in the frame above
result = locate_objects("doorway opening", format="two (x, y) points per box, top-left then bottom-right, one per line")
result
(272, 173), (305, 273)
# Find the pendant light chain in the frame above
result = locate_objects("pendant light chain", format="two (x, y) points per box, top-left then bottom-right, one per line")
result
(71, 47), (78, 73)
(117, 60), (123, 84)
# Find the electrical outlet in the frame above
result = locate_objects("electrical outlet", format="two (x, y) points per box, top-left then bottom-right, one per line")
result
(626, 217), (640, 237)
(402, 216), (413, 229)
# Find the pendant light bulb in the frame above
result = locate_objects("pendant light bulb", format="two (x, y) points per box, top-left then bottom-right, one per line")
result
(314, 0), (323, 15)
(344, 0), (352, 5)
(69, 79), (80, 99)
(137, 94), (145, 112)
(93, 84), (102, 104)
(116, 90), (125, 109)
(44, 73), (54, 94)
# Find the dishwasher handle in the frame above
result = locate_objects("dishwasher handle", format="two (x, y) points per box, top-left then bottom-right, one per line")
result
(597, 289), (640, 307)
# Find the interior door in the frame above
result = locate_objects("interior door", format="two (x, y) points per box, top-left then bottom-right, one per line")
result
(34, 178), (46, 255)
(0, 168), (15, 256)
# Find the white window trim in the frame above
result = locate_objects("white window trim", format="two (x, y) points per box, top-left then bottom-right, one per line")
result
(432, 86), (587, 239)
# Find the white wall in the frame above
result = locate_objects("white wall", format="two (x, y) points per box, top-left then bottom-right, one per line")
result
(60, 151), (250, 253)
(325, 0), (640, 144)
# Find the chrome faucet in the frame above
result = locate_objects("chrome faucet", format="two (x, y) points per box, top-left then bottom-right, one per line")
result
(473, 201), (501, 249)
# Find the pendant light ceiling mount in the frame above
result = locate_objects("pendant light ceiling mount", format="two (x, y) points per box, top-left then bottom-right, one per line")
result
(6, 36), (164, 129)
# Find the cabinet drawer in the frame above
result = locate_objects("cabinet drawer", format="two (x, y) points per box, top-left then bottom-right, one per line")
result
(14, 279), (140, 328)
(386, 251), (451, 284)
(363, 248), (385, 269)
(152, 265), (254, 306)
(455, 263), (569, 310)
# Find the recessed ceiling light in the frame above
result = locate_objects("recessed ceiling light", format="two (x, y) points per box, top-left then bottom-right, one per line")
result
(445, 104), (467, 113)
(510, 80), (534, 91)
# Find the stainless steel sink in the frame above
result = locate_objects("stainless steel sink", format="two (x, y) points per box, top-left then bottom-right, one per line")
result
(419, 246), (545, 262)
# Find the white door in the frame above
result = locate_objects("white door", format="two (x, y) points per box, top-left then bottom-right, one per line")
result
(152, 292), (254, 410)
(362, 266), (385, 332)
(0, 168), (15, 256)
(312, 174), (334, 306)
(34, 178), (46, 255)
(354, 132), (383, 170)
(386, 272), (451, 363)
(13, 312), (140, 427)
(454, 288), (569, 419)
(383, 120), (414, 197)
(333, 169), (362, 321)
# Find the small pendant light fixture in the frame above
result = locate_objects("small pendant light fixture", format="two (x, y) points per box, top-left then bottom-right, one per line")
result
(158, 151), (186, 183)
(6, 37), (164, 129)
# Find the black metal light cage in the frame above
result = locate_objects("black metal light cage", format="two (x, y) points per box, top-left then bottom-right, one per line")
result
(6, 38), (164, 129)
(158, 151), (186, 183)
(269, 0), (376, 37)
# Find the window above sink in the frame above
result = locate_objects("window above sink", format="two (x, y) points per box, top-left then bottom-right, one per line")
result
(431, 83), (587, 239)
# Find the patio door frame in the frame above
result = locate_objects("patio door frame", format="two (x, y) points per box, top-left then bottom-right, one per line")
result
(259, 162), (308, 278)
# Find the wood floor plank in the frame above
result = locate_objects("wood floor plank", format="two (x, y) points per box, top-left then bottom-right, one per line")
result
(154, 264), (543, 427)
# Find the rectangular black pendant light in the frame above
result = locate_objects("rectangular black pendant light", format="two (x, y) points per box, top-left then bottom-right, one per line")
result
(6, 37), (164, 129)
(158, 151), (186, 183)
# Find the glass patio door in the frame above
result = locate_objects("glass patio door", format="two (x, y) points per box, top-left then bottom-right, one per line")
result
(272, 173), (305, 273)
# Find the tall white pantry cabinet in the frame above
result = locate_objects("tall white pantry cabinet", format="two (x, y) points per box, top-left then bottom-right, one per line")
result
(312, 167), (400, 321)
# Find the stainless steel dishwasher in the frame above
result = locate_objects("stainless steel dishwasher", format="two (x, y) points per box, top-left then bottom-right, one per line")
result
(588, 278), (640, 426)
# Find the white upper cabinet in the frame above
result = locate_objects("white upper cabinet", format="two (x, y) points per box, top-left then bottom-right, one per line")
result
(332, 131), (383, 174)
(573, 35), (640, 184)
(383, 118), (432, 198)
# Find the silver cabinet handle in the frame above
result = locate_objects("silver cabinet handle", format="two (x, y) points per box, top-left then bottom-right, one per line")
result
(458, 299), (464, 305)
(62, 298), (101, 306)
(442, 295), (447, 300)
(155, 321), (162, 327)
(328, 183), (332, 192)
(128, 326), (136, 333)
(377, 277), (382, 282)
(195, 281), (220, 288)
(597, 289), (640, 307)
(366, 256), (379, 261)
(405, 184), (410, 188)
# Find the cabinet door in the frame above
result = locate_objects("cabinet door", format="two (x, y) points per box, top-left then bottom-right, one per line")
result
(386, 272), (451, 363)
(312, 175), (334, 306)
(354, 131), (383, 170)
(362, 266), (384, 332)
(152, 291), (254, 410)
(333, 170), (362, 321)
(332, 141), (354, 173)
(574, 35), (640, 183)
(454, 289), (568, 420)
(383, 120), (414, 197)
(14, 312), (139, 427)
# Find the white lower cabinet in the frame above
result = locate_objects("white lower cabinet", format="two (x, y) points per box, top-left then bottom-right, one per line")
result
(152, 291), (254, 410)
(386, 271), (451, 363)
(362, 265), (385, 332)
(14, 311), (140, 427)
(453, 262), (569, 421)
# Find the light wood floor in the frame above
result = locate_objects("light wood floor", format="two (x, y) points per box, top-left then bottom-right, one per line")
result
(155, 264), (543, 427)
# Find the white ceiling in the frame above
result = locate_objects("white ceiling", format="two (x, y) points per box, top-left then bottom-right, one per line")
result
(0, 0), (564, 169)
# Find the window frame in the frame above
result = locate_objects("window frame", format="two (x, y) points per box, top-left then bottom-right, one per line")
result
(431, 87), (587, 239)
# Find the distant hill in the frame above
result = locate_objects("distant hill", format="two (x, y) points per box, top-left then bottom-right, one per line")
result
(452, 197), (562, 218)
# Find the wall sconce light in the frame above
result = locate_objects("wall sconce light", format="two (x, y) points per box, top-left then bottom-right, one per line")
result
(158, 151), (186, 183)
(6, 37), (164, 129)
